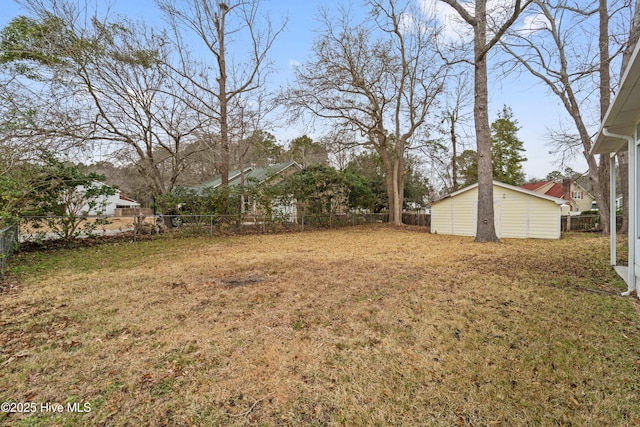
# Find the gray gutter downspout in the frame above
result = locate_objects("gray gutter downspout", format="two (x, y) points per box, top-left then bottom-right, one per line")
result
(601, 128), (636, 296)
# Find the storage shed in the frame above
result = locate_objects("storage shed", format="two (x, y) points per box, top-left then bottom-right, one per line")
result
(431, 181), (565, 239)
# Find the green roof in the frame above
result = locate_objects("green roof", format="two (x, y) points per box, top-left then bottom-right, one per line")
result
(192, 161), (301, 193)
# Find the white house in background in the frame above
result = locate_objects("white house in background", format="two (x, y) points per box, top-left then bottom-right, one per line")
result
(77, 182), (140, 216)
(430, 180), (566, 239)
(591, 39), (640, 297)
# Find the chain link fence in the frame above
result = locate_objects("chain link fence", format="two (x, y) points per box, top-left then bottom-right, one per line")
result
(18, 212), (431, 243)
(0, 223), (19, 279)
(19, 215), (133, 242)
(156, 212), (394, 238)
(152, 212), (432, 238)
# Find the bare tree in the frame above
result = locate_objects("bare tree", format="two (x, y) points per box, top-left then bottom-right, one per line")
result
(321, 130), (359, 171)
(499, 0), (632, 234)
(282, 0), (447, 225)
(439, 70), (473, 192)
(598, 0), (613, 232)
(1, 27), (89, 166)
(439, 0), (531, 242)
(157, 0), (286, 188)
(95, 27), (205, 196)
(1, 1), (207, 198)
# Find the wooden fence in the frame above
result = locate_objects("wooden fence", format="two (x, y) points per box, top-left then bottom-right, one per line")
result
(561, 215), (623, 232)
(402, 213), (431, 226)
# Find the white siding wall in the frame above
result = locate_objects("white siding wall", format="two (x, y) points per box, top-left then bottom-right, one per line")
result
(527, 199), (561, 239)
(494, 187), (560, 239)
(431, 184), (561, 239)
(431, 188), (476, 236)
(498, 189), (527, 238)
(430, 198), (452, 235)
(79, 191), (140, 216)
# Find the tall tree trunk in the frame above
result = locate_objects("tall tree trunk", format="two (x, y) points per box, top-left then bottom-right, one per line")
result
(392, 153), (405, 226)
(143, 147), (167, 197)
(598, 156), (611, 234)
(599, 0), (612, 235)
(392, 132), (406, 226)
(379, 143), (398, 224)
(618, 153), (628, 233)
(216, 8), (230, 187)
(391, 160), (402, 225)
(450, 112), (459, 191)
(383, 157), (403, 226)
(380, 161), (405, 225)
(397, 157), (405, 222)
(474, 0), (498, 242)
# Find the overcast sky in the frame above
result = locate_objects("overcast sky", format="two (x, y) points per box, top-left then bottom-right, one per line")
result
(1, 0), (599, 180)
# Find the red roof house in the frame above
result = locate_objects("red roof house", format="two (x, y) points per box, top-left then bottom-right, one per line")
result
(521, 180), (594, 213)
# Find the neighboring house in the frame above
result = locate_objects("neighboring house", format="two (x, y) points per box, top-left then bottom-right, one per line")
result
(78, 183), (140, 216)
(430, 180), (565, 239)
(521, 179), (594, 214)
(405, 201), (430, 214)
(591, 39), (640, 297)
(193, 161), (302, 221)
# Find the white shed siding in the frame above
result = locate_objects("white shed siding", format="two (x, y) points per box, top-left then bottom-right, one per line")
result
(431, 182), (562, 239)
(429, 198), (452, 235)
(498, 189), (528, 238)
(451, 189), (476, 236)
(527, 200), (561, 239)
(431, 190), (476, 236)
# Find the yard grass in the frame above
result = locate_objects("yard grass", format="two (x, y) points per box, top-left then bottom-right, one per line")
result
(1, 226), (639, 426)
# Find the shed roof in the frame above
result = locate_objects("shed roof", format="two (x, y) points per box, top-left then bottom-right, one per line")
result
(592, 39), (640, 154)
(431, 180), (566, 205)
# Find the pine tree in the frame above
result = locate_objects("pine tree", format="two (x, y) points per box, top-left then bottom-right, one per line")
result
(456, 149), (478, 187)
(491, 105), (527, 185)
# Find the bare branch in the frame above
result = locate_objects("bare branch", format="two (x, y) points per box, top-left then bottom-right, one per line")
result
(439, 0), (476, 25)
(281, 0), (447, 224)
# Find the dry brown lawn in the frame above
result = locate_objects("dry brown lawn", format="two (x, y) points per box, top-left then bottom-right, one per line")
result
(1, 226), (639, 426)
